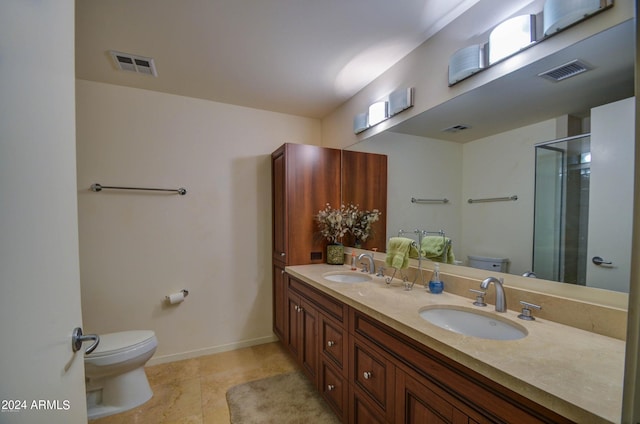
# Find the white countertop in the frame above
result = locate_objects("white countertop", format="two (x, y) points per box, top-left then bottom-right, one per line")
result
(286, 263), (625, 424)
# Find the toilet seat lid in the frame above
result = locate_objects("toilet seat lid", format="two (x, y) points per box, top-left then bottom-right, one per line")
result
(91, 330), (156, 356)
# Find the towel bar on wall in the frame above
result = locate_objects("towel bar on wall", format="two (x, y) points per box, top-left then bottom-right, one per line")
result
(411, 197), (449, 204)
(467, 195), (517, 204)
(90, 183), (187, 195)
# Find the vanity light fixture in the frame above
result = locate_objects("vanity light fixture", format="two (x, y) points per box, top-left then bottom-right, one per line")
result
(543, 0), (603, 36)
(368, 101), (388, 126)
(488, 15), (537, 65)
(353, 88), (414, 134)
(448, 44), (486, 85)
(353, 112), (369, 134)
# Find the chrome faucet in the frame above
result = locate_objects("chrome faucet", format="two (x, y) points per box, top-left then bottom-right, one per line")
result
(480, 277), (507, 312)
(357, 253), (375, 274)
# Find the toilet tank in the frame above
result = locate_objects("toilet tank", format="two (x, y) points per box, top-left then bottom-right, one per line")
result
(467, 255), (509, 272)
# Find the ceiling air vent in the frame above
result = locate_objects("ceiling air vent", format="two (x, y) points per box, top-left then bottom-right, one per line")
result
(538, 59), (590, 82)
(110, 51), (158, 76)
(442, 124), (470, 133)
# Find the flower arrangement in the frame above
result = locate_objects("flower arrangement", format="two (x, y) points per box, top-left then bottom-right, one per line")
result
(315, 203), (355, 244)
(352, 208), (381, 243)
(315, 203), (381, 244)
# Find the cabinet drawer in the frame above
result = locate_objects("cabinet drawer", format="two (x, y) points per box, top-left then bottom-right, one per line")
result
(321, 314), (347, 372)
(352, 339), (394, 414)
(321, 361), (347, 420)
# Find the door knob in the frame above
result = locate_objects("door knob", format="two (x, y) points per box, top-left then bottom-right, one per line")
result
(592, 256), (613, 266)
(72, 327), (100, 354)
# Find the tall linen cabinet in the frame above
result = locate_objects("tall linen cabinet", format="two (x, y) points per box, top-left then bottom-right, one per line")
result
(271, 143), (342, 340)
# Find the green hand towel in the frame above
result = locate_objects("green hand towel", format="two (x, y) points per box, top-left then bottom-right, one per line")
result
(385, 237), (417, 269)
(420, 236), (455, 264)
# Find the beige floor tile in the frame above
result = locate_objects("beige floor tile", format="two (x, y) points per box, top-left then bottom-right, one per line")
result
(89, 341), (299, 424)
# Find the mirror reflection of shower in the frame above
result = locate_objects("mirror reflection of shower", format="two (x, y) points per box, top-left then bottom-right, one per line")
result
(533, 134), (591, 284)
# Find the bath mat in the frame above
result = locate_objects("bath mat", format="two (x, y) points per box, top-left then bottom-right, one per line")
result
(226, 371), (340, 424)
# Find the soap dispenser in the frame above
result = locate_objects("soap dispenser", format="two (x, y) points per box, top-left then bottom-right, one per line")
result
(428, 263), (444, 294)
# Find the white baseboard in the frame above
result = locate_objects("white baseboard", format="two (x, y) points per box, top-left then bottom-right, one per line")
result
(146, 334), (279, 366)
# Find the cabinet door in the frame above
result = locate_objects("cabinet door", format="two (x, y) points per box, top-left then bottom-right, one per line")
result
(272, 264), (286, 341)
(299, 297), (319, 382)
(341, 149), (387, 251)
(396, 371), (474, 424)
(272, 147), (287, 262)
(285, 290), (301, 359)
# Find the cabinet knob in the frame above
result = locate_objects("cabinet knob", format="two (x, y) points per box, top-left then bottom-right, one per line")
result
(280, 252), (286, 257)
(327, 384), (335, 391)
(363, 371), (372, 380)
(327, 341), (335, 347)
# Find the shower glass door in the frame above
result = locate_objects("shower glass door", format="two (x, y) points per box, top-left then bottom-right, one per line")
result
(533, 134), (590, 284)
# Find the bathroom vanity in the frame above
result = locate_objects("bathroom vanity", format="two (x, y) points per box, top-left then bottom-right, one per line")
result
(275, 263), (625, 423)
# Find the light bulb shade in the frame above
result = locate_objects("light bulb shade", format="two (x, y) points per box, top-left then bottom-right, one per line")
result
(448, 44), (485, 85)
(353, 112), (368, 134)
(489, 15), (536, 64)
(368, 101), (388, 127)
(543, 0), (602, 36)
(388, 88), (414, 116)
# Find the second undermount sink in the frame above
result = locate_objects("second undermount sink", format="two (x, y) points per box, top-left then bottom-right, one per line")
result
(323, 271), (372, 283)
(419, 306), (527, 341)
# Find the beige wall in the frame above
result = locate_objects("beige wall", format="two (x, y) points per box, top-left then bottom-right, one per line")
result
(461, 119), (556, 274)
(76, 80), (321, 363)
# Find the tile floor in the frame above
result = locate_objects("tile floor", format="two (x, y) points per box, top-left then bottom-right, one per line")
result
(89, 341), (298, 424)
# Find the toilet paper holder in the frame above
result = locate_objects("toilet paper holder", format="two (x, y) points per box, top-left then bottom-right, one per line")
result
(165, 289), (189, 304)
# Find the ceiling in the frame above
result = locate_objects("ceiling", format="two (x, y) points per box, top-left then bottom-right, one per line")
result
(75, 0), (482, 119)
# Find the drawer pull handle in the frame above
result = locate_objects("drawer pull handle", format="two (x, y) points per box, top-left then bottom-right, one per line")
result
(363, 371), (372, 380)
(327, 341), (335, 347)
(327, 384), (335, 391)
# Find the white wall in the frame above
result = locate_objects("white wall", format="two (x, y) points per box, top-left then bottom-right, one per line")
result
(76, 80), (321, 363)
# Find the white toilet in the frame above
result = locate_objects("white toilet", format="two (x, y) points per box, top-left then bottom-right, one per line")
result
(84, 330), (158, 420)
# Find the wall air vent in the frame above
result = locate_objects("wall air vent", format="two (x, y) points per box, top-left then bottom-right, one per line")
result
(110, 51), (158, 77)
(538, 59), (590, 82)
(442, 124), (470, 133)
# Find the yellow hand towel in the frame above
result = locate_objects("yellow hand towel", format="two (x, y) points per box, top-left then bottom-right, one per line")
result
(385, 237), (416, 269)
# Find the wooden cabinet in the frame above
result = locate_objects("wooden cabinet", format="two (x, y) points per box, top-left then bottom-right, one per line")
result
(277, 277), (575, 424)
(350, 308), (574, 424)
(272, 143), (341, 266)
(284, 274), (349, 421)
(286, 287), (319, 382)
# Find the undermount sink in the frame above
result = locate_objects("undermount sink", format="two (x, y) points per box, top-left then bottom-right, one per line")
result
(419, 306), (527, 341)
(323, 271), (372, 283)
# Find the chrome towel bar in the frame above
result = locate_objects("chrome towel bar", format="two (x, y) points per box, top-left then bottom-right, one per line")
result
(91, 183), (187, 195)
(411, 197), (449, 204)
(467, 195), (517, 204)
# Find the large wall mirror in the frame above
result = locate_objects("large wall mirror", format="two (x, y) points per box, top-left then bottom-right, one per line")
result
(346, 19), (635, 294)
